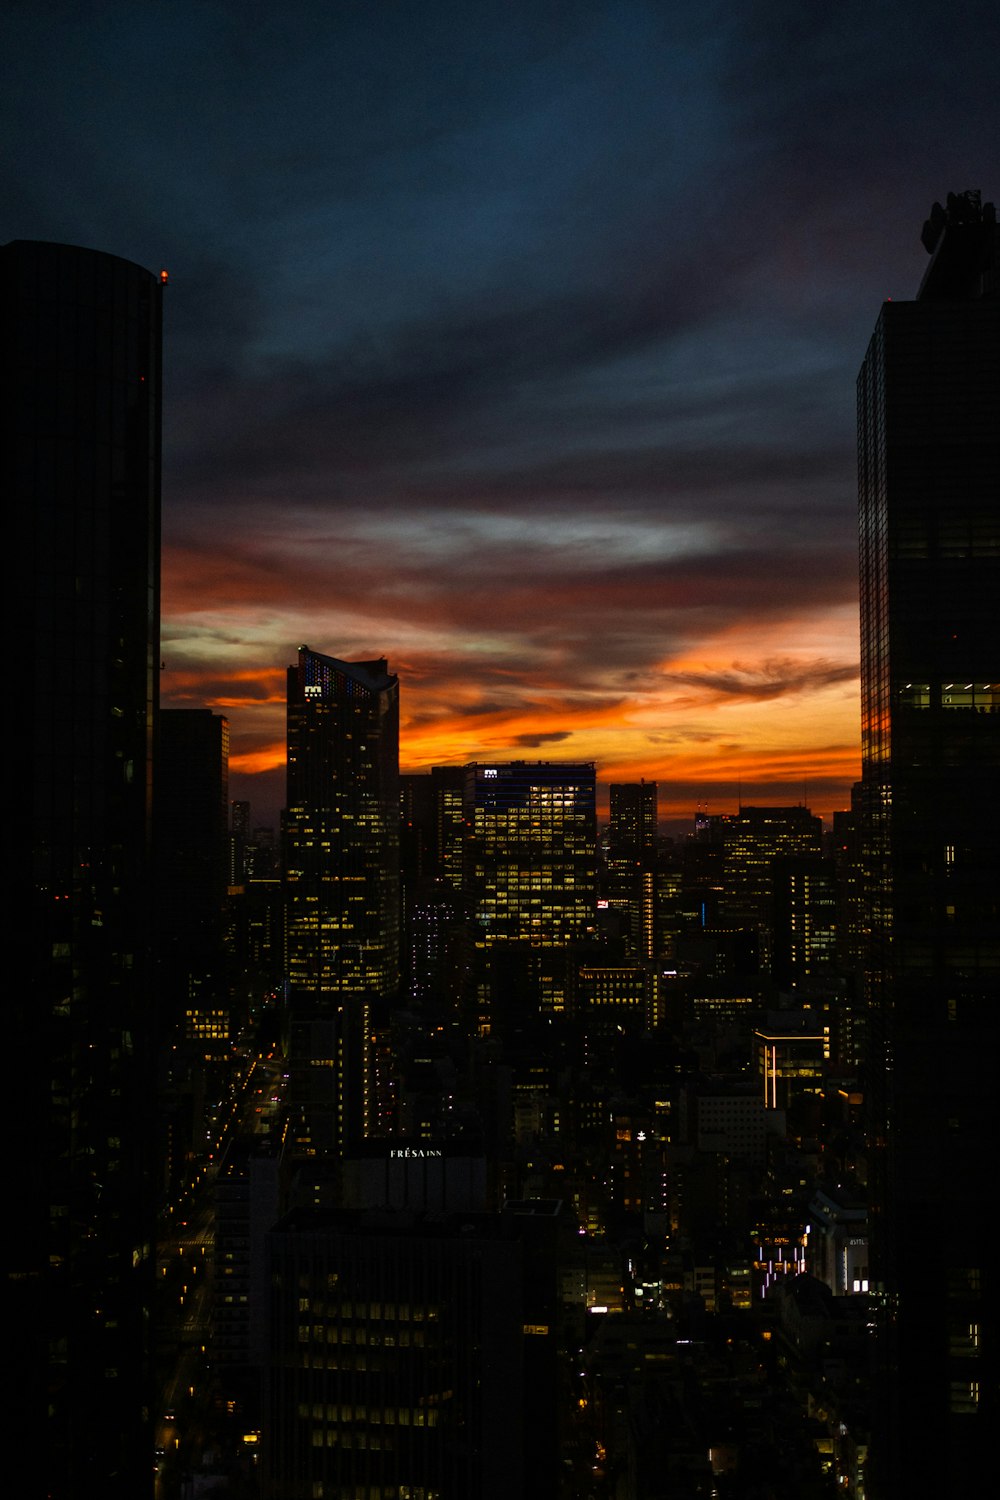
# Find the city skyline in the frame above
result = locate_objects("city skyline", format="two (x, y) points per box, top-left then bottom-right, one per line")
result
(3, 3), (997, 827)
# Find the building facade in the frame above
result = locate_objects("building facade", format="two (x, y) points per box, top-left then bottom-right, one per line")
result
(156, 708), (231, 1028)
(263, 1204), (564, 1500)
(605, 780), (658, 958)
(4, 239), (163, 1497)
(285, 648), (400, 1150)
(858, 190), (999, 1494)
(463, 761), (597, 949)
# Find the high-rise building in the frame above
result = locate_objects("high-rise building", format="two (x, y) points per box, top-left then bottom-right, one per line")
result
(263, 1201), (567, 1500)
(463, 761), (597, 948)
(156, 709), (230, 1004)
(608, 779), (658, 862)
(284, 648), (400, 1150)
(213, 1133), (288, 1377)
(770, 855), (837, 991)
(460, 762), (597, 1035)
(4, 240), (162, 1497)
(399, 766), (468, 1008)
(230, 797), (252, 884)
(858, 190), (999, 1494)
(605, 780), (658, 957)
(399, 765), (465, 891)
(719, 805), (823, 974)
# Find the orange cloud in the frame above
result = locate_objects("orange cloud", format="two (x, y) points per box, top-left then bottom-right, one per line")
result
(230, 743), (286, 775)
(162, 537), (862, 830)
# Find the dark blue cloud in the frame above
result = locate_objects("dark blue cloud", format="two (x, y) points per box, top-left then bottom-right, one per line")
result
(6, 3), (995, 508)
(3, 0), (996, 818)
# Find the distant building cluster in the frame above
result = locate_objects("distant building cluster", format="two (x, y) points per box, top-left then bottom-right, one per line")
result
(9, 186), (997, 1499)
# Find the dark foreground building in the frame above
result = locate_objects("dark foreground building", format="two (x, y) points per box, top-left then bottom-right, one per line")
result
(858, 191), (999, 1494)
(263, 1203), (566, 1500)
(3, 241), (163, 1496)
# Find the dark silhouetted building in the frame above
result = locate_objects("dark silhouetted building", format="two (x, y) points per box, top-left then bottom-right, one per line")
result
(4, 239), (162, 1497)
(771, 855), (837, 991)
(608, 779), (658, 861)
(606, 780), (658, 957)
(263, 1202), (567, 1500)
(858, 189), (999, 1494)
(156, 708), (230, 1018)
(399, 766), (468, 1008)
(285, 648), (400, 1151)
(721, 806), (823, 931)
(213, 1133), (288, 1376)
(400, 764), (465, 891)
(230, 796), (252, 883)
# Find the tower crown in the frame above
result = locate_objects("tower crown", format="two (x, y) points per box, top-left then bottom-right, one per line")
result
(918, 189), (998, 301)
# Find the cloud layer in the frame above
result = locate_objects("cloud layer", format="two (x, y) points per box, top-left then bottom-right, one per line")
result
(4, 1), (996, 826)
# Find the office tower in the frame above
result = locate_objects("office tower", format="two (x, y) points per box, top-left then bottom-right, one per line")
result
(4, 240), (162, 1497)
(463, 761), (597, 947)
(720, 805), (823, 970)
(770, 855), (837, 991)
(608, 779), (658, 862)
(263, 1201), (566, 1500)
(399, 767), (469, 1010)
(858, 190), (999, 1494)
(213, 1134), (288, 1376)
(430, 764), (466, 890)
(155, 710), (232, 1199)
(285, 648), (400, 1151)
(461, 762), (596, 1035)
(606, 780), (658, 957)
(231, 797), (252, 884)
(400, 765), (465, 890)
(833, 792), (866, 976)
(156, 709), (230, 1001)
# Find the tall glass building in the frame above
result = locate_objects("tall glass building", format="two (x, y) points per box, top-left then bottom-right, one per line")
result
(858, 192), (999, 1494)
(285, 648), (400, 1150)
(4, 240), (162, 1497)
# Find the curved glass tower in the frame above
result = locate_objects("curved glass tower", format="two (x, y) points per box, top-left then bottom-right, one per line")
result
(4, 240), (162, 1497)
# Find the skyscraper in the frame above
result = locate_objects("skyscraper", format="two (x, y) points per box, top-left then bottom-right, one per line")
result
(156, 708), (230, 1007)
(463, 761), (597, 949)
(460, 762), (596, 1034)
(4, 240), (162, 1497)
(714, 804), (823, 982)
(284, 648), (400, 1150)
(606, 780), (658, 958)
(858, 191), (999, 1494)
(608, 780), (658, 863)
(263, 1201), (566, 1500)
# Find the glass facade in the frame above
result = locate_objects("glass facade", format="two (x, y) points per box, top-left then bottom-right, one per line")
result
(463, 762), (597, 949)
(4, 239), (162, 1497)
(858, 204), (1000, 1494)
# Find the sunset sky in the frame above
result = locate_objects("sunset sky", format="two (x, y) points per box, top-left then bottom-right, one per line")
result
(4, 1), (997, 828)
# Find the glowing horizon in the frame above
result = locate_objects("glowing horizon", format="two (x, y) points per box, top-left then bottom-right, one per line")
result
(162, 559), (861, 828)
